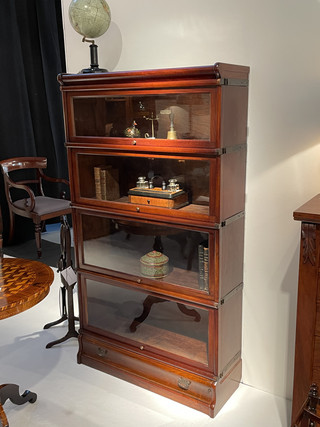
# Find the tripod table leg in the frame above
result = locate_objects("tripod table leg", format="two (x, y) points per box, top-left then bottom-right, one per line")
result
(0, 384), (37, 427)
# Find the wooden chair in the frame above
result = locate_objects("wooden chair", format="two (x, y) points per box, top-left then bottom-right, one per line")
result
(0, 157), (71, 258)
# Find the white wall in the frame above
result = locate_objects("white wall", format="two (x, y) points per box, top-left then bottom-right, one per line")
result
(61, 0), (320, 400)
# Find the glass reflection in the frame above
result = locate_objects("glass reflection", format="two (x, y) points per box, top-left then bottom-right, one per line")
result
(82, 214), (209, 291)
(73, 93), (211, 140)
(86, 279), (209, 365)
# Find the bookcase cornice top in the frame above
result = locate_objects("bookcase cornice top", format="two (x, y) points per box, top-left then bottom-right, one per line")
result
(58, 63), (250, 90)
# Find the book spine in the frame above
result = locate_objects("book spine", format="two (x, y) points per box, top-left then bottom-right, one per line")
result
(94, 166), (102, 200)
(203, 245), (209, 291)
(100, 168), (107, 200)
(198, 243), (204, 290)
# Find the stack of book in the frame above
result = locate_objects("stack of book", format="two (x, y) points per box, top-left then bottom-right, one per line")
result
(94, 165), (120, 201)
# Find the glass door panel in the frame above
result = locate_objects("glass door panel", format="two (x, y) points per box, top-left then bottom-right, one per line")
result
(85, 278), (210, 366)
(72, 92), (211, 141)
(81, 213), (211, 292)
(76, 153), (212, 217)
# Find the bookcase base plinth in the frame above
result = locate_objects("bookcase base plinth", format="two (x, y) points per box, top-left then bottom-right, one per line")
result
(77, 332), (242, 418)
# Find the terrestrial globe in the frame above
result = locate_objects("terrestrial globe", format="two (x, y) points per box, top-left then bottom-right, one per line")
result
(69, 0), (111, 73)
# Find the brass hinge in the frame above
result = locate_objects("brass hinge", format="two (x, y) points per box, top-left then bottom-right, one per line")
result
(219, 282), (243, 306)
(212, 142), (247, 156)
(220, 78), (248, 87)
(214, 211), (245, 229)
(219, 351), (241, 379)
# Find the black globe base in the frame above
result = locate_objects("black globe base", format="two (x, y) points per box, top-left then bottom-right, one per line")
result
(81, 66), (108, 73)
(80, 43), (108, 74)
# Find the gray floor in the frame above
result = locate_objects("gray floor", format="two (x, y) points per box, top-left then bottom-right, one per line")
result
(0, 227), (292, 426)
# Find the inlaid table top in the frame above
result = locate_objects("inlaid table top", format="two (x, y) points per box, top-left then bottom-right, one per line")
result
(0, 256), (54, 426)
(0, 257), (54, 320)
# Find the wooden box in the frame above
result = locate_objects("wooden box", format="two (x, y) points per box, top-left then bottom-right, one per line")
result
(128, 187), (188, 209)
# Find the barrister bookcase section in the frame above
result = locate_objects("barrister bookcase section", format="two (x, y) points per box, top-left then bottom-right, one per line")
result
(59, 62), (249, 418)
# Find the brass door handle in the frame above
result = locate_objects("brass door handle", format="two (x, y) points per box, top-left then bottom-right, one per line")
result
(178, 377), (191, 390)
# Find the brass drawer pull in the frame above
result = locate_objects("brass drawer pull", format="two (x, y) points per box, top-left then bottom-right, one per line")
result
(178, 377), (191, 390)
(97, 347), (108, 357)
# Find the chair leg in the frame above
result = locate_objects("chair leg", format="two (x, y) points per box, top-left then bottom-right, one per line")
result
(41, 220), (46, 233)
(8, 211), (15, 243)
(34, 223), (42, 258)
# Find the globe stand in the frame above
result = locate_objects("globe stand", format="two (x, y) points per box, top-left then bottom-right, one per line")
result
(81, 42), (108, 74)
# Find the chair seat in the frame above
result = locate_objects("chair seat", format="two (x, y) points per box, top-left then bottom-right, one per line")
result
(13, 196), (71, 216)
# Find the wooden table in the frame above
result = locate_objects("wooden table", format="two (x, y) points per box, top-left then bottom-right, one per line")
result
(0, 257), (54, 427)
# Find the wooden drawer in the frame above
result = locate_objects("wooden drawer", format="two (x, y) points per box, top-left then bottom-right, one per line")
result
(79, 333), (217, 415)
(80, 333), (215, 396)
(78, 332), (241, 417)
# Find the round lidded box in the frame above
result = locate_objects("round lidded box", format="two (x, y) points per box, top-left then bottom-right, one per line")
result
(140, 251), (169, 278)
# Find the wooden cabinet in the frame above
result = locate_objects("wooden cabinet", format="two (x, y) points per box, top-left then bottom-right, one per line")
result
(292, 195), (320, 425)
(59, 63), (249, 417)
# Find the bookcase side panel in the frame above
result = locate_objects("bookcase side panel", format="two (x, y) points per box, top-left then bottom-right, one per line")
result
(220, 85), (249, 148)
(220, 148), (247, 221)
(219, 216), (245, 299)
